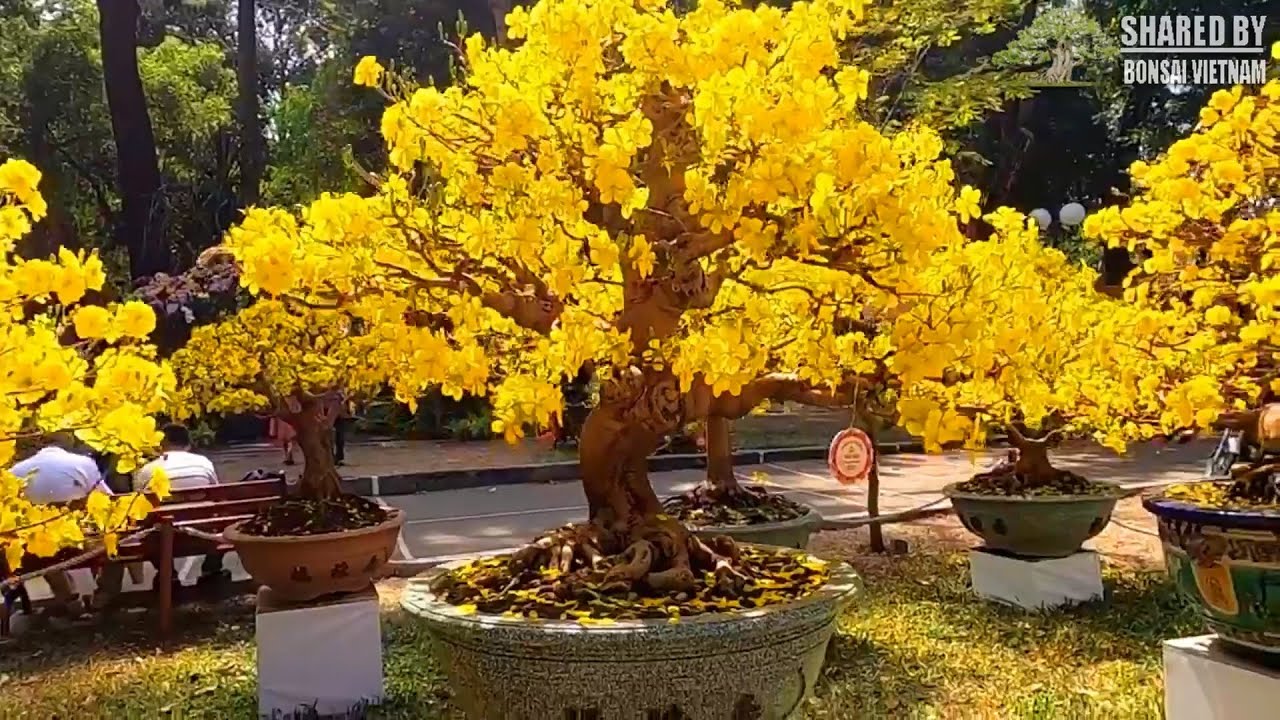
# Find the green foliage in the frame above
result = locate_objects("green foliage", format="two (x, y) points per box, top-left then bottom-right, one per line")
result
(263, 63), (364, 206)
(850, 0), (1037, 135)
(993, 5), (1120, 85)
(0, 0), (237, 273)
(139, 36), (236, 176)
(445, 408), (494, 441)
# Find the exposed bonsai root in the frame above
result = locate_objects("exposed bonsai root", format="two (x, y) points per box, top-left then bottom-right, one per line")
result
(434, 527), (831, 620)
(508, 523), (611, 576)
(605, 539), (656, 584)
(426, 503), (840, 621)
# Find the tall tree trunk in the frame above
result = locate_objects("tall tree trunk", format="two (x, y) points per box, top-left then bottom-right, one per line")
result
(98, 0), (170, 279)
(237, 0), (263, 206)
(704, 415), (739, 495)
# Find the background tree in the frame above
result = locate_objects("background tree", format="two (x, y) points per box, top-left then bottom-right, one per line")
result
(97, 0), (171, 279)
(238, 0), (264, 205)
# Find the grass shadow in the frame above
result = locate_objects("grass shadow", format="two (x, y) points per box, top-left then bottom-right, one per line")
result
(815, 549), (1186, 718)
(0, 595), (258, 675)
(803, 632), (942, 718)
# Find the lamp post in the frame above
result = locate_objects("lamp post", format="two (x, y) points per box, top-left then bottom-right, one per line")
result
(1030, 203), (1087, 246)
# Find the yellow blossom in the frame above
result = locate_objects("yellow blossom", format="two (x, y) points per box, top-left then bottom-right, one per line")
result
(353, 56), (385, 87)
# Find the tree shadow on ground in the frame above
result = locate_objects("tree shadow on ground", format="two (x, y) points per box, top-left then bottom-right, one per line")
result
(806, 632), (942, 716)
(806, 548), (1189, 718)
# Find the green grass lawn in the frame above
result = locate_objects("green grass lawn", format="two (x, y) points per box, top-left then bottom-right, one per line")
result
(0, 551), (1195, 719)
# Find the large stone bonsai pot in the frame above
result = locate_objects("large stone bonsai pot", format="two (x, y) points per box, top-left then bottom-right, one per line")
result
(944, 482), (1123, 558)
(688, 508), (823, 550)
(224, 508), (404, 602)
(402, 547), (861, 720)
(1144, 495), (1280, 654)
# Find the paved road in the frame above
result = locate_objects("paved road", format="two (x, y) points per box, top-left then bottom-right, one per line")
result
(17, 439), (1211, 606)
(384, 439), (1212, 561)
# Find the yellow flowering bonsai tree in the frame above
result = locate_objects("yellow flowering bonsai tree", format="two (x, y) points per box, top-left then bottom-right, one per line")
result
(0, 159), (174, 569)
(218, 0), (1207, 600)
(169, 296), (394, 522)
(1085, 78), (1280, 506)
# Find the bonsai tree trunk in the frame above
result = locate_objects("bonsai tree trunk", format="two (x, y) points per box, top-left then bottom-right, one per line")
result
(510, 369), (864, 594)
(287, 399), (341, 499)
(1008, 426), (1061, 483)
(704, 415), (740, 497)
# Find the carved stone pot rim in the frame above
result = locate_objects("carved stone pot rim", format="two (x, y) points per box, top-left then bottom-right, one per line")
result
(402, 544), (861, 634)
(680, 507), (823, 532)
(1143, 494), (1280, 532)
(223, 506), (406, 544)
(943, 480), (1126, 504)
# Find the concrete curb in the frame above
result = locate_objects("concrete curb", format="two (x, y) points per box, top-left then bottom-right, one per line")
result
(341, 441), (931, 497)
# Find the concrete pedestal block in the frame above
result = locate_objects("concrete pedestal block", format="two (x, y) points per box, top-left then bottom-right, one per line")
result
(1164, 634), (1280, 720)
(969, 548), (1103, 610)
(257, 585), (383, 718)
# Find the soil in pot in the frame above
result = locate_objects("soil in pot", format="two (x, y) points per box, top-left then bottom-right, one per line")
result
(237, 494), (389, 536)
(429, 542), (830, 621)
(1161, 467), (1280, 512)
(954, 430), (1113, 497)
(662, 485), (807, 527)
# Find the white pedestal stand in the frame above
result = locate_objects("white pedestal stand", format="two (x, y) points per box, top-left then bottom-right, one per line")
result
(256, 585), (383, 718)
(1164, 634), (1280, 720)
(969, 548), (1104, 610)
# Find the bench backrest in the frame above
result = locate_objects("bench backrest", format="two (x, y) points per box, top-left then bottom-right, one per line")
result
(146, 478), (287, 527)
(163, 478), (286, 505)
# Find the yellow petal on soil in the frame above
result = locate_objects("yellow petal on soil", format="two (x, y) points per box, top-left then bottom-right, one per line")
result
(577, 616), (617, 626)
(455, 603), (478, 615)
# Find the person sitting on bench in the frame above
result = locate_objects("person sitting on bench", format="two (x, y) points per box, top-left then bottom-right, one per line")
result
(7, 434), (110, 617)
(95, 424), (227, 608)
(133, 424), (219, 492)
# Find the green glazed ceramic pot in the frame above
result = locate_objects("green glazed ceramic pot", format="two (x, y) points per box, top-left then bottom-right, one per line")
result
(944, 482), (1124, 558)
(1144, 492), (1280, 655)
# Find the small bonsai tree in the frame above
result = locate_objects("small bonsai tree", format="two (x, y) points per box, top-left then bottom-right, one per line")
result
(169, 298), (391, 501)
(0, 159), (173, 565)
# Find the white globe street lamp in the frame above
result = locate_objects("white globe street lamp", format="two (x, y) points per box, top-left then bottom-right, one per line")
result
(1059, 202), (1087, 227)
(1029, 208), (1053, 230)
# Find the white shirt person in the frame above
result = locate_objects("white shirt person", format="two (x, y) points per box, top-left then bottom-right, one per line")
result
(133, 424), (219, 492)
(11, 444), (110, 504)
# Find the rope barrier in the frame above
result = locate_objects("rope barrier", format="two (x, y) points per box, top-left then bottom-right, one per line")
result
(1, 527), (156, 591)
(1110, 518), (1161, 538)
(820, 496), (953, 530)
(171, 525), (225, 543)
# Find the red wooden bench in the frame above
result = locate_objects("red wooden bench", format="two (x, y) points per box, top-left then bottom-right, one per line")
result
(1, 477), (286, 636)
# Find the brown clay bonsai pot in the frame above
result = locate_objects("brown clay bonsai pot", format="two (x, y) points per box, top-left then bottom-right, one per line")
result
(224, 508), (405, 602)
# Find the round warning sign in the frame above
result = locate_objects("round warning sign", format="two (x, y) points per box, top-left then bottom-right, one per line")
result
(828, 428), (874, 484)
